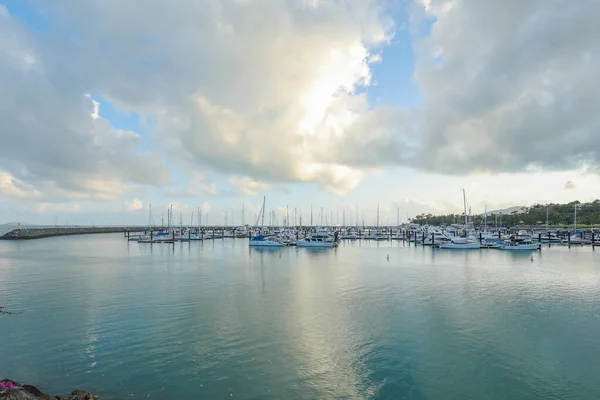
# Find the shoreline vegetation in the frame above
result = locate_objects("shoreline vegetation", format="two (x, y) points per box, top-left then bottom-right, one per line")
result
(0, 379), (97, 399)
(411, 200), (600, 227)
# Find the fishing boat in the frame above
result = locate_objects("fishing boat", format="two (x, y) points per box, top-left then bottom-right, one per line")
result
(296, 230), (338, 247)
(499, 239), (541, 251)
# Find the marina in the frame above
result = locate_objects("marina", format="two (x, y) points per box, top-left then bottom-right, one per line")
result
(3, 224), (600, 251)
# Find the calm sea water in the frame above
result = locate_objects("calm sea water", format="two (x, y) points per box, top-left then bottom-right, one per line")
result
(1, 234), (599, 399)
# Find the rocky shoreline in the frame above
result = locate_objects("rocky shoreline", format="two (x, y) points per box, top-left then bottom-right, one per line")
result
(0, 379), (97, 399)
(0, 227), (128, 240)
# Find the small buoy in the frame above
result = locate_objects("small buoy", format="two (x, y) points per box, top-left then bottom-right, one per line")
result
(530, 256), (534, 262)
(279, 252), (282, 258)
(386, 254), (390, 261)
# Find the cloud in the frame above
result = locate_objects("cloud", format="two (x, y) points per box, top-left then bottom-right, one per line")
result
(125, 198), (144, 211)
(35, 0), (393, 194)
(0, 171), (42, 199)
(228, 176), (270, 196)
(166, 173), (219, 197)
(564, 180), (576, 190)
(3, 0), (598, 209)
(410, 0), (600, 174)
(0, 9), (171, 203)
(33, 202), (82, 214)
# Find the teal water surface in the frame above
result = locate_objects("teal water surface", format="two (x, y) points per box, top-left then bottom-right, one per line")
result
(1, 234), (599, 399)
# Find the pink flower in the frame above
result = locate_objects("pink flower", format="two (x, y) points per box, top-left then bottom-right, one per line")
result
(5, 382), (13, 388)
(0, 306), (4, 309)
(0, 382), (5, 388)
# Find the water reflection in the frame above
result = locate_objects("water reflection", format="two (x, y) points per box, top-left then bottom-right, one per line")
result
(0, 236), (599, 399)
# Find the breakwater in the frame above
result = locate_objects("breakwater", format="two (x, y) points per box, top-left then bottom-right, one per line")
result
(0, 227), (128, 240)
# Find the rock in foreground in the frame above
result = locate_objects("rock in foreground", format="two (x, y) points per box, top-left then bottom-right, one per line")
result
(0, 379), (98, 400)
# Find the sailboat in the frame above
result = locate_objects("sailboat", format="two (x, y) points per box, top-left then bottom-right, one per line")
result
(249, 197), (286, 247)
(562, 204), (591, 244)
(439, 190), (481, 249)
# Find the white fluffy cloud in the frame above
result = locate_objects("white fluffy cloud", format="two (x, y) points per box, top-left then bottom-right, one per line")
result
(1, 0), (599, 221)
(124, 198), (144, 212)
(228, 176), (270, 196)
(34, 0), (394, 195)
(0, 8), (170, 203)
(412, 0), (600, 174)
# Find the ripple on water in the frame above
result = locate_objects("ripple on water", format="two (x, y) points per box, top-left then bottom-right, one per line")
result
(1, 238), (600, 399)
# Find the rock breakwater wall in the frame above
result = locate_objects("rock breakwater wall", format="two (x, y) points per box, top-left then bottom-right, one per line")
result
(0, 227), (128, 240)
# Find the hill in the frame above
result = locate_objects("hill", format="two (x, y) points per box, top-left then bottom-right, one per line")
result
(411, 200), (600, 227)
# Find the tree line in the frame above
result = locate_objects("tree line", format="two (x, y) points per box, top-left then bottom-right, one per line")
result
(410, 201), (600, 227)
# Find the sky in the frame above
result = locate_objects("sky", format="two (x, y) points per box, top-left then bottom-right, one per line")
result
(0, 0), (599, 226)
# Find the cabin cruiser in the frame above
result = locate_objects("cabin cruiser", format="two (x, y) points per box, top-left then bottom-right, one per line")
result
(499, 238), (540, 251)
(479, 233), (504, 249)
(538, 232), (562, 243)
(563, 233), (591, 245)
(423, 231), (452, 246)
(340, 230), (359, 240)
(249, 233), (286, 247)
(439, 236), (481, 249)
(296, 230), (339, 247)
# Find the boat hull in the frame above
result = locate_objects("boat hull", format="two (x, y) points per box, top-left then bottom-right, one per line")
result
(499, 245), (540, 251)
(296, 241), (338, 248)
(439, 242), (481, 249)
(249, 241), (285, 247)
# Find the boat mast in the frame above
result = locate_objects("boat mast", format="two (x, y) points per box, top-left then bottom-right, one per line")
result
(484, 205), (487, 234)
(462, 189), (468, 230)
(574, 204), (577, 231)
(261, 196), (266, 227)
(377, 203), (380, 228)
(546, 205), (549, 230)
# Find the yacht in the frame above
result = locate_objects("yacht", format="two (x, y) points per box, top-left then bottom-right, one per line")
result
(538, 232), (562, 243)
(479, 232), (503, 248)
(439, 190), (481, 249)
(340, 230), (359, 240)
(499, 239), (540, 251)
(423, 231), (452, 246)
(249, 233), (286, 247)
(439, 236), (481, 249)
(563, 233), (591, 245)
(296, 230), (338, 248)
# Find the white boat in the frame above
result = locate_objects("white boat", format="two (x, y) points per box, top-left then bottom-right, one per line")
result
(499, 239), (540, 251)
(563, 234), (591, 245)
(439, 237), (481, 249)
(424, 231), (452, 246)
(538, 232), (562, 243)
(515, 230), (532, 240)
(439, 190), (481, 249)
(340, 231), (358, 240)
(249, 234), (286, 247)
(296, 230), (338, 247)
